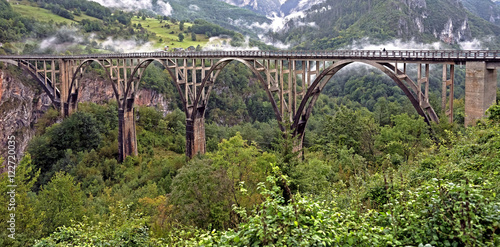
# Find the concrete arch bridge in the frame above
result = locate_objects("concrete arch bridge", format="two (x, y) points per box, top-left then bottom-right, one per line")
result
(0, 50), (498, 161)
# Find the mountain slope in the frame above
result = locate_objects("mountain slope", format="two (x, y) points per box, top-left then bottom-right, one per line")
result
(89, 0), (271, 38)
(269, 0), (500, 50)
(218, 0), (282, 16)
(460, 0), (500, 25)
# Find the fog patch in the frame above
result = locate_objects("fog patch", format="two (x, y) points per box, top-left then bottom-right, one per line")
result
(99, 37), (155, 53)
(348, 38), (444, 50)
(252, 10), (307, 32)
(203, 36), (259, 51)
(457, 38), (490, 50)
(189, 4), (200, 11)
(157, 1), (173, 16)
(38, 27), (85, 53)
(257, 34), (290, 50)
(88, 0), (172, 16)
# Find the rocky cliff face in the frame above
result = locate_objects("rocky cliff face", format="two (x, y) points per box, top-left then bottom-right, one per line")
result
(0, 67), (51, 172)
(0, 66), (173, 170)
(77, 74), (172, 116)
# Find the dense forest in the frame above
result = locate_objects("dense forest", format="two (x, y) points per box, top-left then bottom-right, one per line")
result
(269, 0), (500, 50)
(1, 0), (500, 245)
(0, 60), (499, 245)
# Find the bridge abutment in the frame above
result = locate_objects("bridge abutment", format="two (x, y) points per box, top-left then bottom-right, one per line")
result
(118, 107), (138, 162)
(465, 62), (497, 126)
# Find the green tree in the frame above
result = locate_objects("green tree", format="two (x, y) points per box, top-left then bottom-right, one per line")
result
(168, 158), (235, 229)
(179, 20), (184, 31)
(208, 133), (276, 208)
(0, 155), (42, 246)
(375, 113), (431, 162)
(36, 172), (86, 236)
(178, 32), (184, 42)
(191, 32), (196, 41)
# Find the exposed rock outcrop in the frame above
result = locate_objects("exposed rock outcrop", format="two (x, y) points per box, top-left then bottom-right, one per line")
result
(77, 75), (172, 116)
(0, 68), (51, 171)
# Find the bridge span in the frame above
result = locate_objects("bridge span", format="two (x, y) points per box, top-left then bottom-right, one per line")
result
(0, 50), (498, 161)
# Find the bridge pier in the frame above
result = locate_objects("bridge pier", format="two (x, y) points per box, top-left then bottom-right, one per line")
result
(118, 102), (138, 162)
(185, 116), (206, 158)
(465, 62), (497, 126)
(63, 93), (78, 116)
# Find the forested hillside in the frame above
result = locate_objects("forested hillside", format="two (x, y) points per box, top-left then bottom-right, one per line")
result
(0, 60), (499, 245)
(0, 0), (272, 55)
(1, 0), (500, 245)
(269, 0), (500, 50)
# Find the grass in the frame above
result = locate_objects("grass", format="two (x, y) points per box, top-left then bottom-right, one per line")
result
(12, 1), (102, 24)
(131, 16), (209, 50)
(10, 1), (211, 51)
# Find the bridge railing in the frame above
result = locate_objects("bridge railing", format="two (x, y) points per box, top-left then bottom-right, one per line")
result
(1, 50), (500, 61)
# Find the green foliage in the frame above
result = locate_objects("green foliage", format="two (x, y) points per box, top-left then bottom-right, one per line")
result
(0, 0), (37, 44)
(208, 133), (275, 207)
(167, 1), (269, 39)
(486, 103), (500, 122)
(380, 178), (500, 246)
(315, 105), (379, 160)
(0, 155), (42, 247)
(168, 158), (236, 230)
(34, 202), (152, 247)
(275, 0), (500, 50)
(28, 110), (104, 186)
(36, 172), (86, 236)
(375, 114), (432, 162)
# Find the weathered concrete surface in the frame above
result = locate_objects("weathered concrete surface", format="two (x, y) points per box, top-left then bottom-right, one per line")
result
(185, 116), (206, 158)
(118, 108), (138, 162)
(465, 62), (497, 126)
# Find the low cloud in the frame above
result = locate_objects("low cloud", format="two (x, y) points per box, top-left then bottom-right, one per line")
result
(348, 38), (444, 50)
(157, 1), (173, 16)
(203, 36), (259, 51)
(189, 4), (200, 11)
(88, 0), (173, 16)
(99, 37), (155, 53)
(348, 37), (492, 51)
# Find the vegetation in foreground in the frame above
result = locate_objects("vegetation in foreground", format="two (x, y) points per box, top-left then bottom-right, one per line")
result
(0, 96), (498, 246)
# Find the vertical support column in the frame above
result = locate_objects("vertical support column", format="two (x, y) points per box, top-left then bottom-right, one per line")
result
(68, 60), (78, 115)
(59, 59), (69, 116)
(118, 104), (138, 162)
(417, 64), (430, 107)
(185, 110), (206, 158)
(465, 62), (497, 126)
(442, 64), (455, 123)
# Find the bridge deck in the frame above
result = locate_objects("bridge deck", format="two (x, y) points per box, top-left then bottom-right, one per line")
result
(1, 50), (500, 64)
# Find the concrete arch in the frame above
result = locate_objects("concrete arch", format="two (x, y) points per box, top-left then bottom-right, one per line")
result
(292, 60), (439, 136)
(192, 58), (284, 128)
(67, 59), (120, 108)
(126, 58), (186, 110)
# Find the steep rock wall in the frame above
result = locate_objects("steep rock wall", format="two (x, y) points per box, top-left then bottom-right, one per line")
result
(0, 68), (51, 172)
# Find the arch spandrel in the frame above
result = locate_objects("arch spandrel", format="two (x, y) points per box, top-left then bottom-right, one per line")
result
(292, 60), (439, 137)
(68, 59), (121, 107)
(126, 58), (189, 112)
(191, 58), (285, 130)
